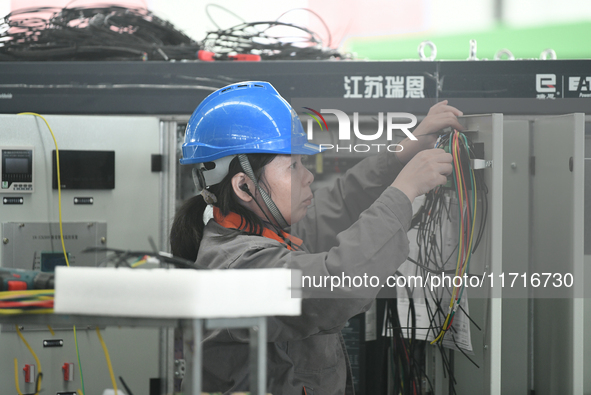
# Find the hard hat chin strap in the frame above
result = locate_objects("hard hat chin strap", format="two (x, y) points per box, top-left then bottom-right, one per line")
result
(192, 167), (218, 205)
(238, 154), (289, 229)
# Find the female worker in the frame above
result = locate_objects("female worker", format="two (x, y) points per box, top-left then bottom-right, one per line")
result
(170, 81), (462, 395)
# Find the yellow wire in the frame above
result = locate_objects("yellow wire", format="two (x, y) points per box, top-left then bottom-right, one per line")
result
(15, 326), (42, 394)
(96, 328), (118, 394)
(17, 113), (82, 394)
(1, 290), (54, 295)
(17, 112), (70, 268)
(47, 325), (56, 336)
(131, 259), (147, 268)
(0, 290), (54, 299)
(16, 326), (41, 371)
(14, 358), (24, 395)
(0, 309), (54, 315)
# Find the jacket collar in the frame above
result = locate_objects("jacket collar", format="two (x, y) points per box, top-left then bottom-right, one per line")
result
(213, 207), (302, 251)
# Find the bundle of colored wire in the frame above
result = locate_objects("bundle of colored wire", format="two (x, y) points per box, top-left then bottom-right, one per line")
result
(201, 20), (347, 60)
(400, 130), (488, 390)
(0, 6), (200, 61)
(431, 130), (478, 345)
(0, 290), (54, 315)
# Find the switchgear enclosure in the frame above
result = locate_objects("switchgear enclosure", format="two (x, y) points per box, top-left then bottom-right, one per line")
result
(0, 115), (162, 395)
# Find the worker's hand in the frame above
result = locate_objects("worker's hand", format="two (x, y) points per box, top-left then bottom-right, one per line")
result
(396, 100), (464, 164)
(391, 148), (453, 202)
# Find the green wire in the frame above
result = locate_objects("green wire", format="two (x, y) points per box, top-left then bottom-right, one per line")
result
(73, 326), (86, 395)
(390, 336), (397, 391)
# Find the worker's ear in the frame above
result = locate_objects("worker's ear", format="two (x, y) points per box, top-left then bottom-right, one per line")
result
(232, 173), (255, 202)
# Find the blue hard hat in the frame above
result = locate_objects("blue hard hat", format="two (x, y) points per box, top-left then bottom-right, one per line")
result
(180, 81), (322, 164)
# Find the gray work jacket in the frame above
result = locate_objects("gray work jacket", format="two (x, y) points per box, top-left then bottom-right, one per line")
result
(195, 152), (412, 395)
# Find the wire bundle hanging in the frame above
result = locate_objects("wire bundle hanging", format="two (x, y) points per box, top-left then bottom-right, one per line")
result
(0, 6), (201, 61)
(406, 129), (488, 348)
(386, 278), (433, 395)
(390, 129), (489, 393)
(429, 130), (483, 345)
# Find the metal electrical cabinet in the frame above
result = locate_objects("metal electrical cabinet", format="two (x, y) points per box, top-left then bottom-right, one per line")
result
(0, 115), (163, 395)
(300, 110), (585, 395)
(431, 113), (585, 395)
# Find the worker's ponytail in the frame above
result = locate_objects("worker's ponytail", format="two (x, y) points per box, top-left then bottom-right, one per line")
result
(170, 154), (277, 262)
(170, 194), (207, 262)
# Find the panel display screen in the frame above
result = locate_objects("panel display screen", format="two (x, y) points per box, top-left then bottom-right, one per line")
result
(41, 252), (70, 272)
(52, 150), (115, 190)
(5, 158), (29, 173)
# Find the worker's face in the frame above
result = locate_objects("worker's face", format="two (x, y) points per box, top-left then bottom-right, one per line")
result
(261, 154), (314, 225)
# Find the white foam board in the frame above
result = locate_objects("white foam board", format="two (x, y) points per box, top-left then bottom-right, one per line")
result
(54, 267), (301, 319)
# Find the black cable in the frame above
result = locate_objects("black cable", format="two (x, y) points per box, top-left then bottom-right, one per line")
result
(0, 6), (201, 61)
(449, 349), (456, 395)
(456, 301), (482, 332)
(35, 372), (43, 394)
(82, 246), (207, 270)
(450, 333), (480, 369)
(205, 3), (246, 30)
(276, 8), (332, 48)
(201, 20), (349, 61)
(119, 376), (134, 395)
(388, 274), (423, 395)
(472, 170), (488, 251)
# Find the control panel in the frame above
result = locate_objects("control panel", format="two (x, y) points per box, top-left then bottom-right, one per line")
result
(1, 147), (34, 193)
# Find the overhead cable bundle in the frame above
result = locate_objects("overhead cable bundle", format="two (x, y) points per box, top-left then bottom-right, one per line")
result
(200, 20), (349, 61)
(0, 5), (201, 61)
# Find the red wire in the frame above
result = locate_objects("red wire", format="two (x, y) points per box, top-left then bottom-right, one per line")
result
(448, 314), (456, 328)
(400, 335), (410, 363)
(0, 300), (54, 308)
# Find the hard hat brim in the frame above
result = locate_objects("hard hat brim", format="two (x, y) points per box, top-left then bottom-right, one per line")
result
(179, 141), (324, 165)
